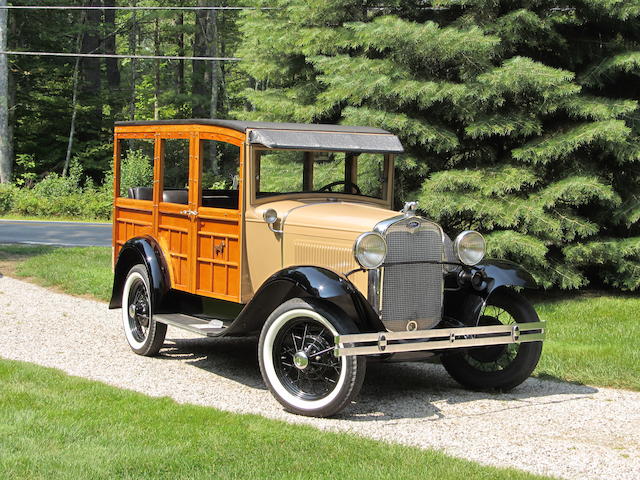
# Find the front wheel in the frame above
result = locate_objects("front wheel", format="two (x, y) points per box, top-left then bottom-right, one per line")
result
(442, 289), (543, 391)
(258, 298), (366, 417)
(121, 264), (167, 356)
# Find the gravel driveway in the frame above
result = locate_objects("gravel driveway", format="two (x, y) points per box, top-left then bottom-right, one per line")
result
(1, 276), (638, 480)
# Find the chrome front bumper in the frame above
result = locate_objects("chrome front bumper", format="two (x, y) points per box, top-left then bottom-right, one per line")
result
(334, 321), (545, 357)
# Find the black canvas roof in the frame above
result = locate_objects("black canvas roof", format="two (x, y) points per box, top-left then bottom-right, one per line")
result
(115, 118), (390, 134)
(115, 119), (404, 154)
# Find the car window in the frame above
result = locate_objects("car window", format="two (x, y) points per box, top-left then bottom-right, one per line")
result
(118, 138), (154, 200)
(256, 150), (387, 200)
(162, 139), (190, 205)
(200, 139), (241, 210)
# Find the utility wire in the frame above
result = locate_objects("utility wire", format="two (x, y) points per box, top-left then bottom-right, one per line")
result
(0, 5), (271, 10)
(0, 51), (242, 61)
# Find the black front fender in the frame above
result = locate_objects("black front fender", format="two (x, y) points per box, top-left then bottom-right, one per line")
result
(108, 236), (172, 311)
(444, 259), (537, 326)
(224, 266), (383, 336)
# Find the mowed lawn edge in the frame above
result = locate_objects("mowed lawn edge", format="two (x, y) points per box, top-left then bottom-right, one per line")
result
(0, 359), (554, 480)
(1, 245), (638, 391)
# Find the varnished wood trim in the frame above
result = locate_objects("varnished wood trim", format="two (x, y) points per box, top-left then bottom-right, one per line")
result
(196, 257), (239, 267)
(158, 224), (189, 234)
(197, 231), (240, 240)
(116, 218), (152, 227)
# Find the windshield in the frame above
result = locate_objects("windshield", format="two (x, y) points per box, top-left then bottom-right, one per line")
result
(255, 150), (390, 200)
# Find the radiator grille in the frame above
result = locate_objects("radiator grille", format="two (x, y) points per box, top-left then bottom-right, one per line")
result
(381, 218), (444, 331)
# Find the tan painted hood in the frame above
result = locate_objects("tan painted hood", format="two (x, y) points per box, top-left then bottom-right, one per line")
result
(281, 201), (396, 234)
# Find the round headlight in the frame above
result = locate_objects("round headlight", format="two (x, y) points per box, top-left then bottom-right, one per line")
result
(454, 230), (486, 266)
(353, 232), (387, 269)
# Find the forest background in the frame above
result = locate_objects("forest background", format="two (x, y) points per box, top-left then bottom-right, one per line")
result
(0, 0), (638, 292)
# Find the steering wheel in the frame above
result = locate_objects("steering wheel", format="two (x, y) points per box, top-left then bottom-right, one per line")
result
(317, 180), (362, 195)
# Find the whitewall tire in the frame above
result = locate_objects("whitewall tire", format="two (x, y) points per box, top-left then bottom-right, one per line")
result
(121, 264), (167, 356)
(258, 298), (366, 417)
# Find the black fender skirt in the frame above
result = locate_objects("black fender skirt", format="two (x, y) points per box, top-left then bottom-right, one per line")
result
(443, 259), (537, 326)
(108, 236), (172, 311)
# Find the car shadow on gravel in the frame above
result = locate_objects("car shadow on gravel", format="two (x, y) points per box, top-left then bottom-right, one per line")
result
(158, 336), (266, 390)
(342, 361), (599, 421)
(157, 335), (599, 422)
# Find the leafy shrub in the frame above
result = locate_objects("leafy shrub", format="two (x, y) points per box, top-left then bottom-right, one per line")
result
(6, 157), (113, 221)
(120, 149), (153, 196)
(0, 183), (18, 213)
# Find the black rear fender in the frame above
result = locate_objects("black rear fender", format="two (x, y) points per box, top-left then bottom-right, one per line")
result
(109, 236), (172, 312)
(225, 266), (383, 336)
(444, 259), (537, 326)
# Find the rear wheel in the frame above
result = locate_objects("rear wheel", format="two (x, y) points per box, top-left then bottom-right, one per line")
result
(442, 289), (542, 391)
(121, 265), (166, 356)
(259, 298), (366, 417)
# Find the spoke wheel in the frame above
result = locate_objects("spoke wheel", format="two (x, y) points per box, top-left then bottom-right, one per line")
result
(259, 298), (366, 417)
(463, 307), (520, 372)
(127, 277), (151, 343)
(442, 289), (543, 391)
(122, 265), (167, 356)
(274, 319), (342, 401)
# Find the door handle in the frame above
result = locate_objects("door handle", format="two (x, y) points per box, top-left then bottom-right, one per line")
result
(179, 209), (198, 216)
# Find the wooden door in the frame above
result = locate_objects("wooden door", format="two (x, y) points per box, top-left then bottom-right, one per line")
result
(192, 131), (244, 302)
(156, 134), (194, 291)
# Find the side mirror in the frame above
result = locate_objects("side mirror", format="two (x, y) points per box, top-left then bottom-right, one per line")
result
(263, 209), (283, 234)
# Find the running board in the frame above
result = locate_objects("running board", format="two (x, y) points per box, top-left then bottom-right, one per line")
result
(154, 313), (226, 337)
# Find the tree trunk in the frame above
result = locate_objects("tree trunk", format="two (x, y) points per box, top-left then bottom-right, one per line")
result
(154, 15), (161, 120)
(129, 0), (138, 120)
(192, 1), (209, 118)
(0, 0), (12, 184)
(208, 8), (219, 119)
(81, 0), (103, 127)
(63, 55), (82, 177)
(176, 12), (185, 95)
(103, 0), (120, 88)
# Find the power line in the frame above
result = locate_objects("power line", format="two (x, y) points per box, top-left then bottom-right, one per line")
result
(0, 51), (242, 61)
(0, 5), (271, 11)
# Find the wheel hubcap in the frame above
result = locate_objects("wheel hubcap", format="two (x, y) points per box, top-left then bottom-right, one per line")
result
(128, 304), (137, 318)
(293, 351), (309, 370)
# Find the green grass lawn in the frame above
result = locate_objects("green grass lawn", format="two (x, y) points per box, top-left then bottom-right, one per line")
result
(0, 359), (550, 480)
(532, 292), (640, 390)
(0, 245), (113, 301)
(0, 245), (637, 391)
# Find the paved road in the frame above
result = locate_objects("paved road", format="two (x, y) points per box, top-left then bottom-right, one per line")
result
(0, 219), (112, 247)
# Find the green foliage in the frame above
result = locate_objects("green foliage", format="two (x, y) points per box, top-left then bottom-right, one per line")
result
(119, 149), (154, 196)
(5, 158), (112, 221)
(13, 154), (37, 187)
(0, 184), (18, 214)
(238, 0), (640, 290)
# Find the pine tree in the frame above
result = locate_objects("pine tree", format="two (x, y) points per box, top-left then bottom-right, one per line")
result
(237, 0), (640, 290)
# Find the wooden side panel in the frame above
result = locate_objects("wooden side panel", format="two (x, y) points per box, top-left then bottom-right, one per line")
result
(113, 198), (153, 259)
(195, 214), (241, 301)
(157, 205), (191, 290)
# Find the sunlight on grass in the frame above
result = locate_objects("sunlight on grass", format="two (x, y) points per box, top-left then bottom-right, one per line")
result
(10, 246), (112, 301)
(0, 359), (550, 480)
(533, 293), (640, 390)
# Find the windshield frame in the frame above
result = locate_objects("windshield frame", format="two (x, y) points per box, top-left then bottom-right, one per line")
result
(248, 146), (395, 208)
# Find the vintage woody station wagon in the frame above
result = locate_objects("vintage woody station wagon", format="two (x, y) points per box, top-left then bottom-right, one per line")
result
(109, 119), (545, 417)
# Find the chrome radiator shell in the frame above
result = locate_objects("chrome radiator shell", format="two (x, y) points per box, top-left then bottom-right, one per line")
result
(373, 216), (445, 331)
